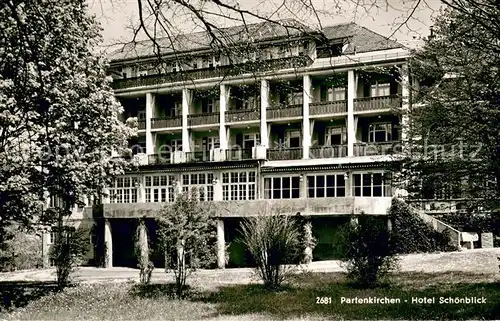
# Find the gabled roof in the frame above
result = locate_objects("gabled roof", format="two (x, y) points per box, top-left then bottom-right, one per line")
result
(322, 22), (403, 54)
(108, 19), (403, 63)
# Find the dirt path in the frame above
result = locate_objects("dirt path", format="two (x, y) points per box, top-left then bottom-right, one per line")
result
(1, 248), (499, 285)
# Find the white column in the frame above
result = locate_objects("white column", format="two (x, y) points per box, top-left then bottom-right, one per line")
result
(400, 63), (410, 143)
(146, 93), (155, 155)
(104, 219), (113, 268)
(302, 75), (311, 159)
(219, 84), (228, 150)
(260, 80), (269, 148)
(41, 231), (50, 268)
(216, 219), (225, 269)
(213, 172), (223, 201)
(347, 70), (355, 157)
(182, 89), (192, 153)
(138, 180), (146, 203)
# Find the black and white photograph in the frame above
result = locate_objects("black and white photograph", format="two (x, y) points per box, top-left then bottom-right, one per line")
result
(0, 0), (499, 320)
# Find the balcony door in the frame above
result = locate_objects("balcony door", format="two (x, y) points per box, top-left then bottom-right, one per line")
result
(326, 126), (346, 145)
(285, 129), (301, 148)
(368, 123), (392, 142)
(202, 137), (219, 151)
(169, 101), (182, 117)
(202, 98), (219, 114)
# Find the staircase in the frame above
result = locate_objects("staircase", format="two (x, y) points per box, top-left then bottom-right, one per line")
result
(413, 208), (462, 249)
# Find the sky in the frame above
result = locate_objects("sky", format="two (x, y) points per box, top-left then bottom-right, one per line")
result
(88, 0), (444, 49)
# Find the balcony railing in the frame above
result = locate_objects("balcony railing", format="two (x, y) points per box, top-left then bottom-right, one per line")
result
(226, 148), (253, 161)
(188, 113), (219, 126)
(112, 56), (313, 90)
(225, 109), (260, 123)
(185, 151), (210, 162)
(309, 145), (347, 159)
(267, 104), (303, 120)
(138, 120), (146, 130)
(148, 154), (171, 165)
(267, 147), (303, 160)
(310, 100), (347, 116)
(151, 116), (182, 129)
(353, 141), (401, 156)
(354, 95), (401, 112)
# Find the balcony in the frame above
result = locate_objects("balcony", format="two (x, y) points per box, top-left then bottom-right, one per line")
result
(353, 141), (401, 157)
(138, 120), (146, 130)
(112, 56), (314, 90)
(151, 116), (182, 129)
(267, 104), (302, 120)
(185, 151), (211, 163)
(354, 95), (401, 113)
(309, 145), (347, 159)
(188, 113), (219, 126)
(148, 154), (171, 165)
(267, 147), (303, 160)
(310, 100), (347, 116)
(225, 109), (260, 123)
(226, 148), (253, 161)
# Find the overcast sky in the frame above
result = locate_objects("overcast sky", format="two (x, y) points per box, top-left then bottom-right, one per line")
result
(88, 0), (443, 49)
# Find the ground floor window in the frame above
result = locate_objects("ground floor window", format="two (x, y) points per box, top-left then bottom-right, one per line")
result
(264, 176), (300, 199)
(353, 172), (391, 197)
(222, 171), (256, 200)
(145, 174), (176, 203)
(182, 173), (214, 201)
(109, 176), (139, 203)
(307, 174), (346, 198)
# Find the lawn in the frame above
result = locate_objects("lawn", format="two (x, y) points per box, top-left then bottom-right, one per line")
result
(1, 270), (499, 320)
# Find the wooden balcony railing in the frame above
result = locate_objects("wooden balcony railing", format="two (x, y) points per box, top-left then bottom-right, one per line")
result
(309, 145), (347, 159)
(226, 148), (253, 161)
(138, 120), (146, 130)
(225, 109), (260, 123)
(267, 104), (303, 120)
(354, 95), (401, 112)
(353, 141), (402, 156)
(188, 113), (219, 126)
(267, 147), (303, 160)
(185, 151), (210, 162)
(112, 56), (313, 90)
(148, 154), (171, 165)
(151, 116), (182, 129)
(310, 100), (347, 116)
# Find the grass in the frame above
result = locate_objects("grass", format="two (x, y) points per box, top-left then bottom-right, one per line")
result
(1, 271), (499, 320)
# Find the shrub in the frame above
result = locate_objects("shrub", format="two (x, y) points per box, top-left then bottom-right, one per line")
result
(0, 225), (42, 271)
(335, 214), (398, 288)
(240, 209), (302, 289)
(389, 198), (456, 253)
(156, 189), (217, 299)
(50, 226), (89, 289)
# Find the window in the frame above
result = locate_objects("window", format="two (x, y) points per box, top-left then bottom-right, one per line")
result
(368, 123), (392, 142)
(47, 228), (57, 245)
(144, 174), (176, 203)
(307, 174), (346, 198)
(286, 91), (303, 105)
(109, 176), (139, 203)
(285, 130), (301, 148)
(264, 176), (300, 199)
(222, 171), (256, 200)
(202, 137), (220, 151)
(326, 127), (346, 145)
(353, 173), (391, 197)
(329, 87), (346, 101)
(370, 82), (390, 97)
(243, 134), (260, 149)
(169, 101), (182, 117)
(202, 98), (218, 113)
(138, 111), (146, 121)
(182, 173), (214, 201)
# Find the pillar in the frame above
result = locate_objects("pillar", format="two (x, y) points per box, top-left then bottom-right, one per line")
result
(302, 75), (311, 159)
(216, 219), (225, 269)
(400, 63), (410, 143)
(260, 80), (269, 148)
(104, 219), (113, 268)
(347, 70), (355, 157)
(41, 231), (50, 268)
(138, 180), (146, 203)
(137, 221), (149, 266)
(182, 89), (192, 152)
(219, 84), (228, 150)
(303, 219), (313, 264)
(145, 93), (155, 155)
(213, 172), (223, 201)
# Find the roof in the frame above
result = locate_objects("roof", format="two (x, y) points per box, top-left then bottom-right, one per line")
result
(109, 20), (403, 62)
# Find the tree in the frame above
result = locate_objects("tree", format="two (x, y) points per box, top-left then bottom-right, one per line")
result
(156, 189), (217, 299)
(400, 3), (500, 222)
(134, 218), (154, 285)
(240, 207), (302, 289)
(335, 214), (399, 288)
(0, 0), (135, 286)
